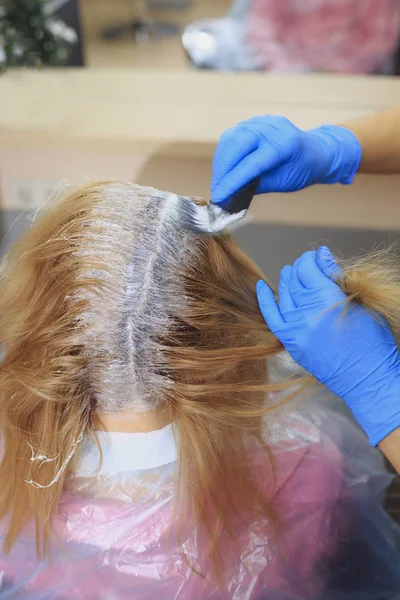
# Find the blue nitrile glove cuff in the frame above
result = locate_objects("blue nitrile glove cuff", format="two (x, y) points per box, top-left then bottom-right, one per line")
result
(308, 125), (362, 185)
(350, 372), (400, 447)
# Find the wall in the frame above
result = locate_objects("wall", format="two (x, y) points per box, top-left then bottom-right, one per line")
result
(2, 71), (400, 277)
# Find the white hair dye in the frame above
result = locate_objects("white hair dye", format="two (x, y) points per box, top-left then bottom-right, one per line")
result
(60, 183), (199, 414)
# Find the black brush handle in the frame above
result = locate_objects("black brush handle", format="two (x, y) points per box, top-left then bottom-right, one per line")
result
(223, 177), (261, 215)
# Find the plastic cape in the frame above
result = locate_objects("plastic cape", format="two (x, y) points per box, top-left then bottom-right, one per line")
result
(1, 390), (400, 599)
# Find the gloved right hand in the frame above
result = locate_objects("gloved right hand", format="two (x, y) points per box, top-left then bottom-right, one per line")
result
(210, 116), (362, 206)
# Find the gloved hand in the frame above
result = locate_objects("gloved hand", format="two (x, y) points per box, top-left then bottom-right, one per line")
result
(210, 116), (362, 206)
(257, 246), (400, 446)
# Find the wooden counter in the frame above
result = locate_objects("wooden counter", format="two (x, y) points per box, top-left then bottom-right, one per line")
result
(1, 69), (400, 229)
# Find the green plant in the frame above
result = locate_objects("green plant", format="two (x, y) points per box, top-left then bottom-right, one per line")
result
(0, 0), (77, 69)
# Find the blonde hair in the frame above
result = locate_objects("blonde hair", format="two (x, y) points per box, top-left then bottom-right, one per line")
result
(0, 182), (398, 576)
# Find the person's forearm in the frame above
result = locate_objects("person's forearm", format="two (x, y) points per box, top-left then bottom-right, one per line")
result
(379, 428), (400, 474)
(342, 106), (400, 174)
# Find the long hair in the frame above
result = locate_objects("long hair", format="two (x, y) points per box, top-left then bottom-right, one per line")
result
(0, 182), (398, 573)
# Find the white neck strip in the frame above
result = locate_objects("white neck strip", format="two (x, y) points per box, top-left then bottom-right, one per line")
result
(77, 424), (177, 476)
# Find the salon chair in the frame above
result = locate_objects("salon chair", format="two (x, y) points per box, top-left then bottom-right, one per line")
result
(101, 0), (182, 44)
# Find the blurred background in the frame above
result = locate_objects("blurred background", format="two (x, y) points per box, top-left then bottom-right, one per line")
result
(1, 0), (400, 276)
(1, 0), (400, 278)
(1, 0), (400, 518)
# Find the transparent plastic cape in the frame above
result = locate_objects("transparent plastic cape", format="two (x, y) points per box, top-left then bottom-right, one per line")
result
(1, 387), (400, 598)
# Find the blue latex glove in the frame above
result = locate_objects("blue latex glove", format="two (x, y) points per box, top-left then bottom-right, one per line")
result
(210, 116), (362, 206)
(256, 246), (400, 446)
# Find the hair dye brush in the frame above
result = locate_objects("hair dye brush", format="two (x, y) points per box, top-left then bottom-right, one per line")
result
(176, 177), (260, 235)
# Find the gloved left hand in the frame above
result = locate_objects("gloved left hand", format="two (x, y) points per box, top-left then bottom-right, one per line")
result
(256, 246), (400, 446)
